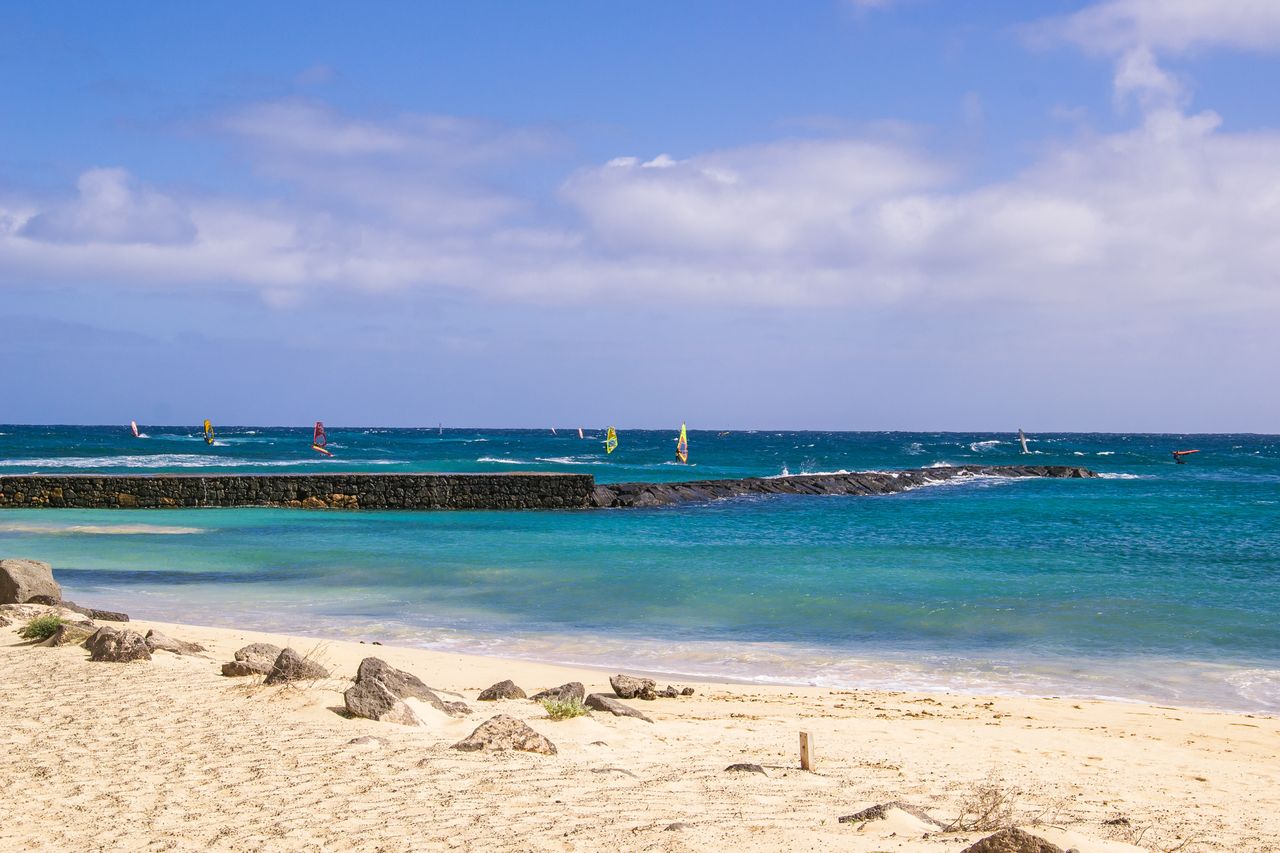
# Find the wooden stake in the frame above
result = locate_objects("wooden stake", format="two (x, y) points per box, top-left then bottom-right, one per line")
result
(799, 731), (813, 771)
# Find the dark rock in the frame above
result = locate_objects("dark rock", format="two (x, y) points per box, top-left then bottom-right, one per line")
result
(960, 828), (1065, 853)
(221, 661), (265, 677)
(839, 801), (939, 827)
(222, 642), (283, 676)
(724, 763), (767, 775)
(530, 682), (584, 704)
(84, 627), (151, 662)
(681, 687), (695, 696)
(354, 657), (470, 717)
(584, 693), (653, 723)
(262, 647), (330, 684)
(478, 679), (527, 701)
(610, 674), (657, 700)
(88, 608), (129, 623)
(144, 629), (205, 656)
(0, 558), (60, 604)
(451, 714), (556, 755)
(344, 677), (422, 726)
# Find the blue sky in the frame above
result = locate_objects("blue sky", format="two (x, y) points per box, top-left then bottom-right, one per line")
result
(2, 1), (1278, 430)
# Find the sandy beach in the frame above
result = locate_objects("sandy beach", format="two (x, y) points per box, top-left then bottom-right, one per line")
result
(2, 609), (1276, 852)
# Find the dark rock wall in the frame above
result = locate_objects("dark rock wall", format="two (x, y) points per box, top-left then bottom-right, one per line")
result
(0, 473), (595, 510)
(0, 466), (1094, 510)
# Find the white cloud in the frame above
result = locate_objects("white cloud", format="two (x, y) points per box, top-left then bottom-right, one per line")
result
(1032, 0), (1280, 55)
(17, 168), (196, 246)
(1, 95), (1277, 319)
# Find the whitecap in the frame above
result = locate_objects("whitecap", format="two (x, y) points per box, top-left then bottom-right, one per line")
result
(969, 440), (1001, 451)
(1096, 472), (1144, 479)
(476, 456), (528, 465)
(0, 522), (206, 535)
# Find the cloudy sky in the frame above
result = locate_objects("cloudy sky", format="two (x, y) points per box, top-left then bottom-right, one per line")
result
(2, 1), (1277, 430)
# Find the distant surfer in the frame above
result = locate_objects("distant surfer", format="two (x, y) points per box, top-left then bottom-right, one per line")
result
(1172, 449), (1200, 464)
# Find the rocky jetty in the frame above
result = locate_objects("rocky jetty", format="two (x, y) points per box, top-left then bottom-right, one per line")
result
(590, 465), (1095, 508)
(0, 466), (1094, 511)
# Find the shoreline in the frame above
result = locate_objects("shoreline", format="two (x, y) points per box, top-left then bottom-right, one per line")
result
(58, 587), (1280, 717)
(3, 607), (1277, 851)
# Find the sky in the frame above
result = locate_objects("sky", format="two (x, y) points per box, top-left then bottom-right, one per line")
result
(1, 0), (1278, 431)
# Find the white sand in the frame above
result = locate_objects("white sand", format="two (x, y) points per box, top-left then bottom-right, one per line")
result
(1, 614), (1276, 852)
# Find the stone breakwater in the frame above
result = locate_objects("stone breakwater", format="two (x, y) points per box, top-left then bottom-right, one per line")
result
(0, 466), (1094, 510)
(0, 473), (595, 510)
(588, 465), (1097, 508)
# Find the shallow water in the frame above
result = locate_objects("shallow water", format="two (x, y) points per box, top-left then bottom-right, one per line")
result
(2, 426), (1277, 712)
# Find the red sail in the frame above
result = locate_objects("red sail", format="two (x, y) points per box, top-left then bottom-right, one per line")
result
(313, 421), (327, 448)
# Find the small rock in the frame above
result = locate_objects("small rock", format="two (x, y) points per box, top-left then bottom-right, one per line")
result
(724, 763), (767, 775)
(144, 629), (205, 656)
(610, 673), (657, 700)
(0, 558), (61, 604)
(352, 657), (470, 717)
(681, 687), (695, 696)
(960, 828), (1065, 853)
(221, 661), (264, 677)
(584, 693), (653, 723)
(262, 647), (330, 685)
(347, 735), (386, 748)
(529, 682), (584, 704)
(838, 801), (939, 827)
(452, 714), (556, 755)
(221, 643), (283, 676)
(88, 608), (129, 623)
(477, 679), (527, 701)
(664, 822), (690, 832)
(345, 677), (422, 726)
(84, 627), (151, 663)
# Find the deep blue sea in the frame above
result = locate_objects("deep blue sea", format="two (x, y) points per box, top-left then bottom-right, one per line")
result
(2, 425), (1277, 712)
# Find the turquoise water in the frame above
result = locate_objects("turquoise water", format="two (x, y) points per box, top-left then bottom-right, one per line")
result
(2, 426), (1278, 712)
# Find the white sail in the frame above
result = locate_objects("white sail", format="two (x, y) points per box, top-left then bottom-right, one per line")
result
(1018, 429), (1029, 454)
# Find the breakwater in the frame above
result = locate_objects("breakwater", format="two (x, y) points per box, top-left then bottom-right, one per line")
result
(0, 466), (1093, 510)
(0, 473), (595, 510)
(589, 464), (1096, 507)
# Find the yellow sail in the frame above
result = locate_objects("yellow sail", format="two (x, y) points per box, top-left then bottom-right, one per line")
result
(203, 419), (215, 445)
(676, 423), (688, 463)
(604, 426), (618, 454)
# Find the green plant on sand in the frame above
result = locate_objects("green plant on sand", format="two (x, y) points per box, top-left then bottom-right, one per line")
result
(19, 613), (66, 641)
(541, 697), (589, 720)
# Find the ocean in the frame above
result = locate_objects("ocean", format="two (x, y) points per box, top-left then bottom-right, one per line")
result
(1, 425), (1277, 712)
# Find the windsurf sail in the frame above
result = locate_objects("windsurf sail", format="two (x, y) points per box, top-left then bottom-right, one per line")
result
(1018, 428), (1029, 454)
(578, 427), (584, 440)
(1172, 449), (1200, 464)
(551, 427), (557, 436)
(604, 426), (618, 455)
(312, 421), (333, 457)
(203, 420), (214, 445)
(130, 420), (140, 438)
(676, 423), (689, 464)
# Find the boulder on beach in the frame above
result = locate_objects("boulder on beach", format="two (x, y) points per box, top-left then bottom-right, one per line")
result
(610, 674), (657, 700)
(529, 682), (584, 704)
(144, 629), (205, 656)
(352, 657), (470, 717)
(84, 627), (152, 663)
(262, 647), (330, 684)
(584, 693), (652, 723)
(221, 643), (283, 677)
(344, 676), (423, 726)
(451, 714), (556, 755)
(0, 558), (60, 605)
(724, 763), (767, 775)
(477, 679), (527, 701)
(960, 828), (1064, 853)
